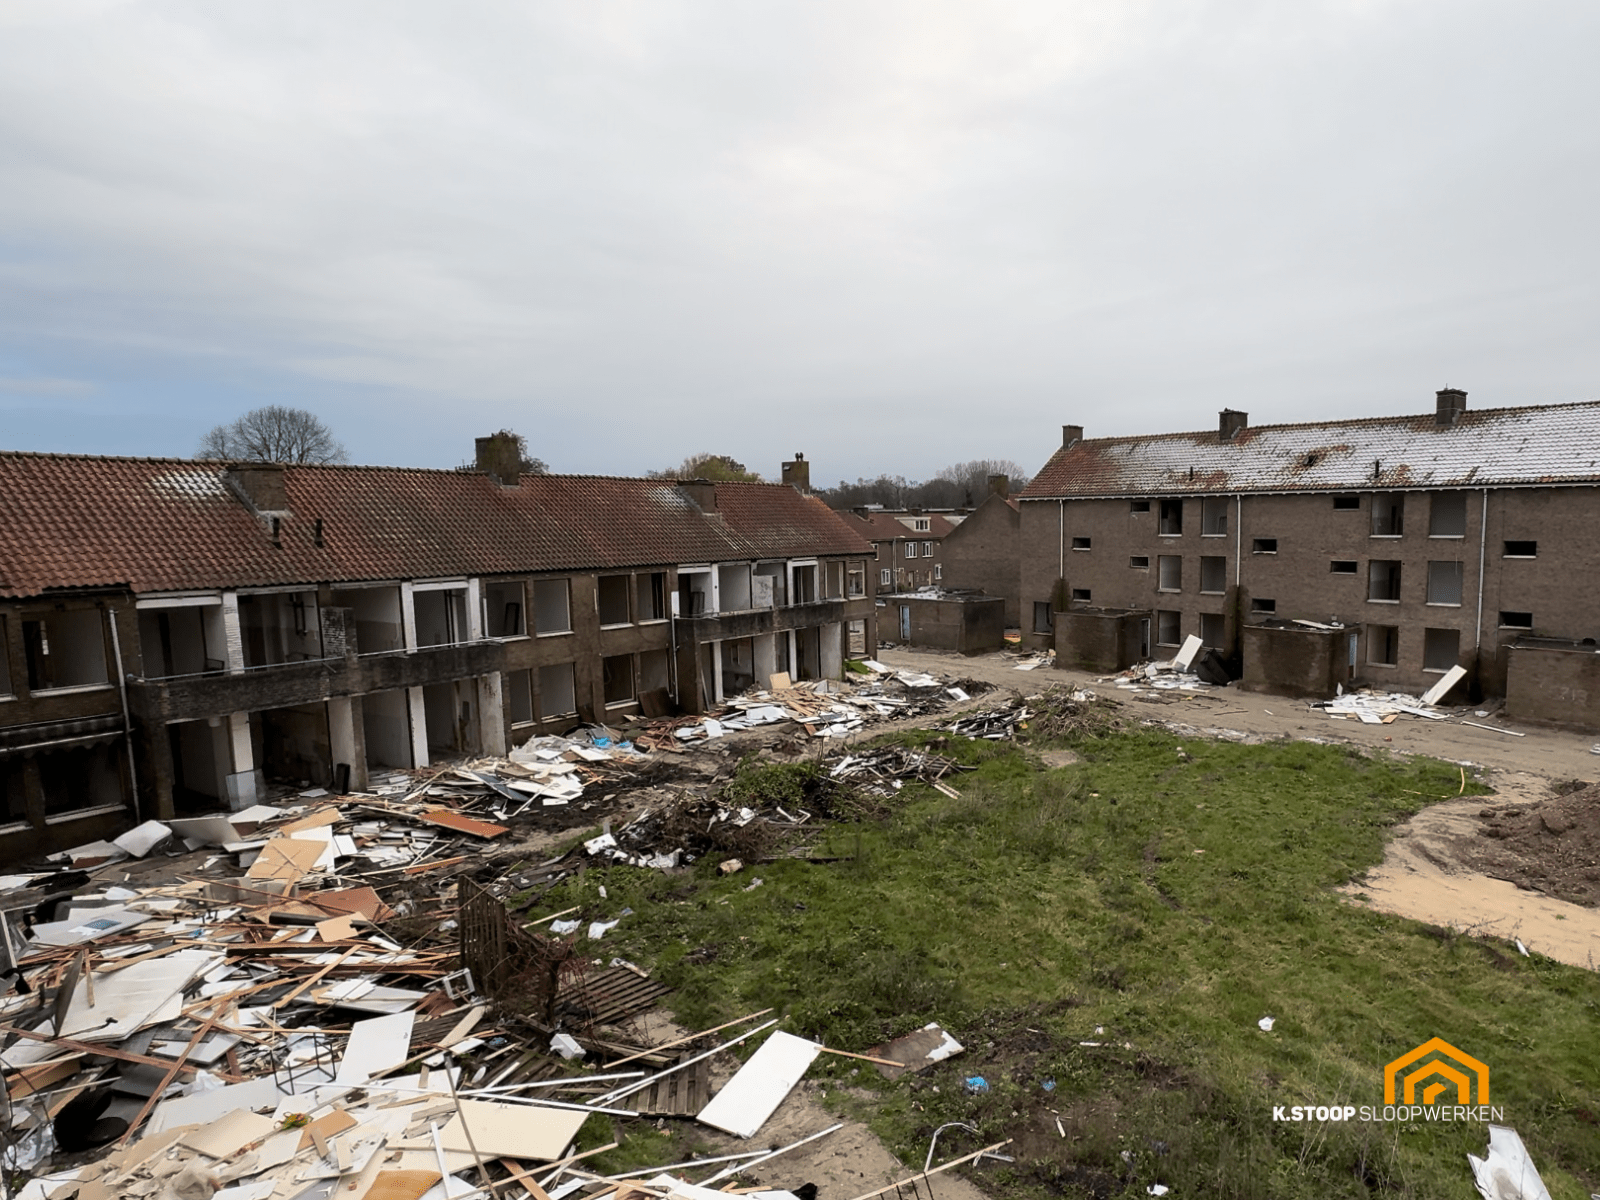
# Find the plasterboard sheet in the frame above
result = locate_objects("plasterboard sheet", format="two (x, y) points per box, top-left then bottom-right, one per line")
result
(168, 816), (243, 847)
(30, 906), (150, 947)
(695, 1030), (822, 1138)
(113, 820), (174, 857)
(1172, 635), (1203, 670)
(180, 1108), (279, 1159)
(149, 1075), (288, 1134)
(436, 1100), (588, 1161)
(58, 949), (219, 1040)
(1420, 664), (1467, 707)
(246, 837), (325, 881)
(336, 1011), (416, 1085)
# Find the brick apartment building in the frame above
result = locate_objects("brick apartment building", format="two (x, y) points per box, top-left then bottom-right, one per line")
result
(839, 509), (956, 593)
(939, 476), (1022, 628)
(1018, 390), (1600, 717)
(0, 439), (875, 860)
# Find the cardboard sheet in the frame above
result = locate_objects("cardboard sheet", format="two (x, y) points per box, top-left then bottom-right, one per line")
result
(436, 1100), (588, 1161)
(695, 1030), (822, 1138)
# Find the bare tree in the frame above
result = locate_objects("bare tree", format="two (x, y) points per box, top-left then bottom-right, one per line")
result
(196, 405), (349, 464)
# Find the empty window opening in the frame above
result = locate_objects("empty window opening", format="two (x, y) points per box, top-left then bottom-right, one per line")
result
(597, 575), (633, 625)
(719, 637), (756, 696)
(1330, 560), (1358, 575)
(603, 653), (636, 704)
(537, 662), (577, 718)
(238, 590), (322, 666)
(637, 572), (667, 621)
(1423, 627), (1460, 673)
(1159, 499), (1183, 535)
(1201, 497), (1228, 536)
(38, 742), (123, 817)
(1071, 588), (1091, 602)
(791, 564), (818, 604)
(1499, 611), (1534, 629)
(847, 567), (866, 596)
(1368, 560), (1402, 602)
(23, 609), (109, 691)
(485, 581), (525, 637)
(533, 579), (572, 633)
(718, 563), (754, 610)
(1426, 561), (1463, 606)
(826, 562), (845, 599)
(1129, 555), (1150, 569)
(1130, 499), (1151, 513)
(1504, 540), (1537, 558)
(1071, 536), (1091, 551)
(2, 759), (26, 824)
(1156, 610), (1181, 646)
(331, 586), (404, 655)
(1199, 612), (1225, 648)
(137, 603), (219, 678)
(1333, 495), (1361, 511)
(361, 688), (414, 770)
(1200, 556), (1226, 594)
(753, 563), (787, 607)
(1158, 555), (1182, 591)
(639, 648), (670, 694)
(1033, 601), (1054, 633)
(679, 570), (713, 615)
(1251, 598), (1277, 614)
(1371, 494), (1404, 536)
(508, 669), (534, 725)
(1367, 624), (1399, 665)
(1251, 538), (1277, 554)
(847, 619), (867, 656)
(1429, 493), (1467, 537)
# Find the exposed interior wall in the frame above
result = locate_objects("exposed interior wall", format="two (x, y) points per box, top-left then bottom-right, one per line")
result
(423, 679), (477, 754)
(597, 576), (632, 626)
(332, 586), (405, 654)
(820, 623), (843, 676)
(718, 565), (753, 611)
(258, 702), (332, 787)
(603, 653), (636, 704)
(362, 687), (414, 768)
(721, 637), (755, 694)
(533, 579), (572, 633)
(238, 591), (321, 667)
(795, 627), (821, 679)
(754, 563), (786, 607)
(138, 604), (216, 677)
(508, 668), (534, 725)
(170, 718), (228, 802)
(484, 581), (525, 636)
(639, 647), (670, 694)
(680, 570), (713, 616)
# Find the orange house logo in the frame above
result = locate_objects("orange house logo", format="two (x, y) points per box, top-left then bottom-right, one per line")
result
(1383, 1038), (1489, 1106)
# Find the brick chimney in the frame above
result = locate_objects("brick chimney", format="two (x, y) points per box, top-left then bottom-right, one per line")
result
(475, 433), (522, 486)
(226, 463), (289, 513)
(988, 474), (1009, 497)
(1219, 409), (1248, 441)
(678, 479), (718, 513)
(1435, 388), (1467, 427)
(781, 452), (810, 493)
(1062, 425), (1083, 448)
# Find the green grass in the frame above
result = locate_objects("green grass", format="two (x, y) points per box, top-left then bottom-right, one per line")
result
(530, 717), (1600, 1199)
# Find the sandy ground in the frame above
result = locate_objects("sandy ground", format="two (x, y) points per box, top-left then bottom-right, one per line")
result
(876, 645), (1600, 971)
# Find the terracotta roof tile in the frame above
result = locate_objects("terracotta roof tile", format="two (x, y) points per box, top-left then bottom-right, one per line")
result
(0, 455), (873, 599)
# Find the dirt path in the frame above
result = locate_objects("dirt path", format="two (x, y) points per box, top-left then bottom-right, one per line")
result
(875, 646), (1600, 971)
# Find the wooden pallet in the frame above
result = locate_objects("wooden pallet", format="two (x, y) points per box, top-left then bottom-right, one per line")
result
(629, 1053), (711, 1116)
(557, 967), (673, 1027)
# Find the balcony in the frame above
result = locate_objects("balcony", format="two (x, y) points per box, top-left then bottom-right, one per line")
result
(129, 641), (504, 723)
(675, 599), (851, 643)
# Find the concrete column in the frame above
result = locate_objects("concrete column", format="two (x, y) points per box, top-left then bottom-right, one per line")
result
(821, 623), (843, 678)
(465, 579), (484, 642)
(787, 631), (798, 677)
(143, 722), (177, 821)
(407, 686), (429, 767)
(400, 581), (418, 650)
(220, 593), (245, 673)
(327, 696), (369, 793)
(224, 711), (257, 810)
(477, 673), (506, 757)
(753, 635), (777, 689)
(710, 642), (724, 704)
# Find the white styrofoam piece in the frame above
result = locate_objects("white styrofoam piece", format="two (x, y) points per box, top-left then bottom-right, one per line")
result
(696, 1030), (822, 1138)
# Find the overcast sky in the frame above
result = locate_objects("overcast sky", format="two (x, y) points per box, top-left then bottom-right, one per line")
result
(2, 2), (1597, 484)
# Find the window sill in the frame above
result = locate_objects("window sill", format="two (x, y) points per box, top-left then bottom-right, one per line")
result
(1424, 602), (1462, 608)
(599, 622), (634, 630)
(1429, 534), (1465, 540)
(1158, 533), (1184, 538)
(1251, 551), (1277, 556)
(28, 683), (115, 697)
(492, 634), (531, 642)
(1201, 533), (1228, 538)
(604, 699), (637, 709)
(536, 630), (575, 638)
(1155, 642), (1180, 649)
(1499, 626), (1534, 632)
(1366, 662), (1398, 670)
(510, 719), (537, 730)
(1366, 599), (1400, 605)
(1157, 588), (1182, 594)
(1421, 667), (1452, 675)
(638, 617), (669, 625)
(1370, 534), (1403, 540)
(1070, 548), (1091, 552)
(1200, 590), (1225, 596)
(1502, 555), (1537, 560)
(0, 820), (28, 836)
(45, 803), (127, 825)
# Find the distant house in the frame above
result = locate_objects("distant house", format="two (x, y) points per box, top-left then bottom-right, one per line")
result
(0, 441), (876, 859)
(1017, 389), (1600, 718)
(939, 476), (1021, 627)
(839, 509), (957, 593)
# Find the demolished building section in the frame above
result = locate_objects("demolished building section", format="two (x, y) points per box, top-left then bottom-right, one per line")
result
(0, 443), (876, 859)
(1018, 390), (1600, 718)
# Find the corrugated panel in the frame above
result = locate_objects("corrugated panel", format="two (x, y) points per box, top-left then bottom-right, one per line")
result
(1022, 401), (1600, 499)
